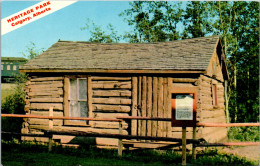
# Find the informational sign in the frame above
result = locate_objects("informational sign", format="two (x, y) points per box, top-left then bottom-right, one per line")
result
(171, 86), (197, 127)
(175, 94), (193, 120)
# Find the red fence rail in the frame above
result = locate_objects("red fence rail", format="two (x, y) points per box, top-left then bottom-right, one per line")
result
(1, 113), (259, 164)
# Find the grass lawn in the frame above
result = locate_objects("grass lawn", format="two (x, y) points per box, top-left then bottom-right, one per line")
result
(1, 140), (258, 166)
(1, 83), (16, 103)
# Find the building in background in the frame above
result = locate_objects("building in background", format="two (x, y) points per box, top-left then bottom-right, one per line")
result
(1, 57), (28, 83)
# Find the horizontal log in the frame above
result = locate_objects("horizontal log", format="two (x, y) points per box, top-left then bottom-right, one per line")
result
(28, 82), (63, 89)
(45, 130), (200, 144)
(30, 77), (64, 82)
(30, 81), (63, 85)
(93, 90), (131, 97)
(200, 127), (227, 142)
(92, 121), (128, 129)
(29, 125), (128, 135)
(28, 87), (63, 92)
(29, 98), (64, 103)
(28, 118), (62, 126)
(172, 78), (197, 83)
(28, 90), (63, 97)
(30, 103), (63, 110)
(198, 127), (226, 136)
(93, 98), (131, 105)
(91, 77), (131, 81)
(93, 104), (131, 113)
(200, 110), (225, 119)
(92, 82), (131, 89)
(93, 112), (129, 119)
(172, 127), (194, 132)
(29, 111), (63, 117)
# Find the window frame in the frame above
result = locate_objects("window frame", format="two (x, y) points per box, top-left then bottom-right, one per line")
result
(64, 75), (92, 126)
(212, 84), (218, 108)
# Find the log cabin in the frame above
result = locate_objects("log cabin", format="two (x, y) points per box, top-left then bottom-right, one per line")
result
(20, 36), (229, 148)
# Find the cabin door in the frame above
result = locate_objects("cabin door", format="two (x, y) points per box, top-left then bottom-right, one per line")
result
(132, 76), (172, 137)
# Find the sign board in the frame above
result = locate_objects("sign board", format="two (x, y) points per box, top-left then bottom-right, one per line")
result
(171, 87), (197, 127)
(176, 94), (193, 120)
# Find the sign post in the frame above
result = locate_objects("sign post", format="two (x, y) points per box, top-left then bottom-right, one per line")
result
(171, 87), (198, 166)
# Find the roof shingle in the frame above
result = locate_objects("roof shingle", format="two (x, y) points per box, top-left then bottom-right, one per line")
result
(20, 36), (220, 71)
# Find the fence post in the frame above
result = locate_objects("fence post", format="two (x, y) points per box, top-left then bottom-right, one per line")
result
(182, 127), (187, 166)
(48, 107), (53, 152)
(118, 120), (123, 157)
(192, 127), (197, 160)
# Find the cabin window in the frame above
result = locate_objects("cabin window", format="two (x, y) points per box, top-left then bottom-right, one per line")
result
(69, 78), (88, 118)
(1, 65), (3, 70)
(212, 84), (218, 107)
(64, 76), (89, 126)
(13, 65), (17, 71)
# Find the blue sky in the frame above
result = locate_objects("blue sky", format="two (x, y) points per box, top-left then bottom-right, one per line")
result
(1, 1), (132, 58)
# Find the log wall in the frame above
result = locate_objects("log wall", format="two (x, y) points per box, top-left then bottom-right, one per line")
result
(196, 75), (227, 142)
(22, 73), (227, 146)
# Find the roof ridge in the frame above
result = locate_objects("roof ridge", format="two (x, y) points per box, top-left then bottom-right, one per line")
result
(57, 35), (219, 44)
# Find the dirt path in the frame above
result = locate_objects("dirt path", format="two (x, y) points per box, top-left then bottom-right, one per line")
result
(219, 145), (259, 162)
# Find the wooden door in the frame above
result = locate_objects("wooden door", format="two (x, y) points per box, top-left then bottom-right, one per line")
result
(131, 76), (172, 137)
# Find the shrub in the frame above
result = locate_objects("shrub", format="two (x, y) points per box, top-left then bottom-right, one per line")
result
(1, 74), (27, 140)
(228, 126), (259, 142)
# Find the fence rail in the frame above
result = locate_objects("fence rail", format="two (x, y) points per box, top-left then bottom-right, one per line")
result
(2, 113), (259, 165)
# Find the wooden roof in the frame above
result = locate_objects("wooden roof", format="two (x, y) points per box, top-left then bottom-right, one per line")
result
(20, 36), (226, 76)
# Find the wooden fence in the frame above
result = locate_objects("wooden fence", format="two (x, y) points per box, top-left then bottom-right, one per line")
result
(1, 110), (259, 165)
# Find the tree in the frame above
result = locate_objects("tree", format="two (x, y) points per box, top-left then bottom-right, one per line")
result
(22, 42), (44, 59)
(81, 18), (121, 43)
(119, 1), (184, 42)
(183, 1), (213, 38)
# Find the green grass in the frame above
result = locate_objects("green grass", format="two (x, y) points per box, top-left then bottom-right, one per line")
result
(1, 140), (258, 166)
(1, 83), (16, 103)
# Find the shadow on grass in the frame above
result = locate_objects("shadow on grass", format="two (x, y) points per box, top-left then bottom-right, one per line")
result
(1, 140), (258, 166)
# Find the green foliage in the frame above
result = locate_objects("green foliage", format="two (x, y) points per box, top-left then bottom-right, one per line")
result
(228, 127), (259, 142)
(120, 1), (184, 43)
(22, 42), (44, 60)
(81, 18), (121, 43)
(183, 1), (213, 38)
(1, 74), (27, 139)
(2, 140), (257, 166)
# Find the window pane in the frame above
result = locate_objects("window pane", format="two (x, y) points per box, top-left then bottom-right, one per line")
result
(69, 79), (77, 100)
(70, 101), (80, 117)
(13, 65), (17, 70)
(79, 79), (87, 100)
(80, 101), (88, 117)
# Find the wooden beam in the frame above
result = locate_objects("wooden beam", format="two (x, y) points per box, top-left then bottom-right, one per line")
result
(88, 76), (93, 126)
(146, 77), (152, 137)
(141, 76), (147, 137)
(93, 90), (131, 97)
(92, 77), (131, 81)
(93, 104), (131, 113)
(92, 98), (131, 105)
(157, 77), (164, 137)
(131, 77), (138, 136)
(152, 77), (158, 137)
(20, 69), (206, 74)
